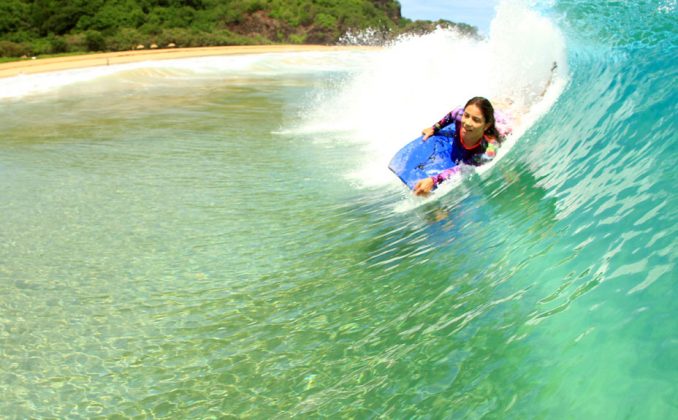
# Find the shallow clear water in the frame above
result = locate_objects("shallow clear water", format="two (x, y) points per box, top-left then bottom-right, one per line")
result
(1, 1), (677, 418)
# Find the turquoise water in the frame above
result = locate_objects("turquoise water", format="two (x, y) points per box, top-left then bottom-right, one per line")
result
(1, 1), (676, 418)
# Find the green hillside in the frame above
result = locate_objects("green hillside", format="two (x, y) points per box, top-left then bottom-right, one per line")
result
(0, 0), (477, 58)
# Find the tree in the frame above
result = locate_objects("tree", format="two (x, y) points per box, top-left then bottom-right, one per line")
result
(0, 0), (31, 35)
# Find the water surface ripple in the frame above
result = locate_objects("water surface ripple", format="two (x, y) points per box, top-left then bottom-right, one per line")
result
(1, 3), (677, 417)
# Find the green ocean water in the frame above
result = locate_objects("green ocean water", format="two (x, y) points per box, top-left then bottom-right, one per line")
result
(1, 1), (677, 418)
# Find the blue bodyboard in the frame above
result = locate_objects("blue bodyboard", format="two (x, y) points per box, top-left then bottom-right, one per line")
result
(388, 128), (457, 190)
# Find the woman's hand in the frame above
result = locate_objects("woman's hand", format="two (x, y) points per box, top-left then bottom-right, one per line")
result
(413, 177), (434, 196)
(421, 127), (435, 141)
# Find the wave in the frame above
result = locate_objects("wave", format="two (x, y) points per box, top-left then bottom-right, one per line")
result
(291, 1), (569, 190)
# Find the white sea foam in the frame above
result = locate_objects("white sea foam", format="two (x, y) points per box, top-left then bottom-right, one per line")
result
(0, 52), (367, 100)
(657, 0), (676, 13)
(292, 0), (569, 198)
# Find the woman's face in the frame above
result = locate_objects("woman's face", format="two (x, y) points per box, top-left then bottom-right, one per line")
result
(461, 104), (489, 141)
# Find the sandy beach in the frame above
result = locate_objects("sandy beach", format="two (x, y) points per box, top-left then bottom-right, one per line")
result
(0, 45), (375, 79)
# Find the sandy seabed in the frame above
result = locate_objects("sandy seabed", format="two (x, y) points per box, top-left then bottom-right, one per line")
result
(0, 45), (375, 78)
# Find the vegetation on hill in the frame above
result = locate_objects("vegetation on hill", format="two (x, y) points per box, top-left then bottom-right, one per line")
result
(0, 0), (478, 58)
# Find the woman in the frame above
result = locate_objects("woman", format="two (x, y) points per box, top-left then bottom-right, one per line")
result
(413, 96), (502, 196)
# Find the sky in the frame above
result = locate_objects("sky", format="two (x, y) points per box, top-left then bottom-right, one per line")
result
(398, 0), (500, 34)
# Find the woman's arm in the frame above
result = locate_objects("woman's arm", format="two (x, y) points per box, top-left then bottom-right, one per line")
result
(434, 107), (464, 130)
(413, 166), (463, 196)
(422, 107), (463, 140)
(414, 138), (497, 194)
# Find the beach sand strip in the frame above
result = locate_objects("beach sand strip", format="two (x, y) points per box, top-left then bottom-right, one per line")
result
(0, 45), (376, 79)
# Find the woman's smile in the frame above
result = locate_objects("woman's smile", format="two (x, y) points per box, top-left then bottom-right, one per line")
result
(461, 104), (488, 144)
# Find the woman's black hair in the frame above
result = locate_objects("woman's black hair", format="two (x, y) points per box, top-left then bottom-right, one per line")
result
(465, 96), (500, 140)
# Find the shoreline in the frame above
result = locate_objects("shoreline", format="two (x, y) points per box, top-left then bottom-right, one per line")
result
(0, 45), (377, 79)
